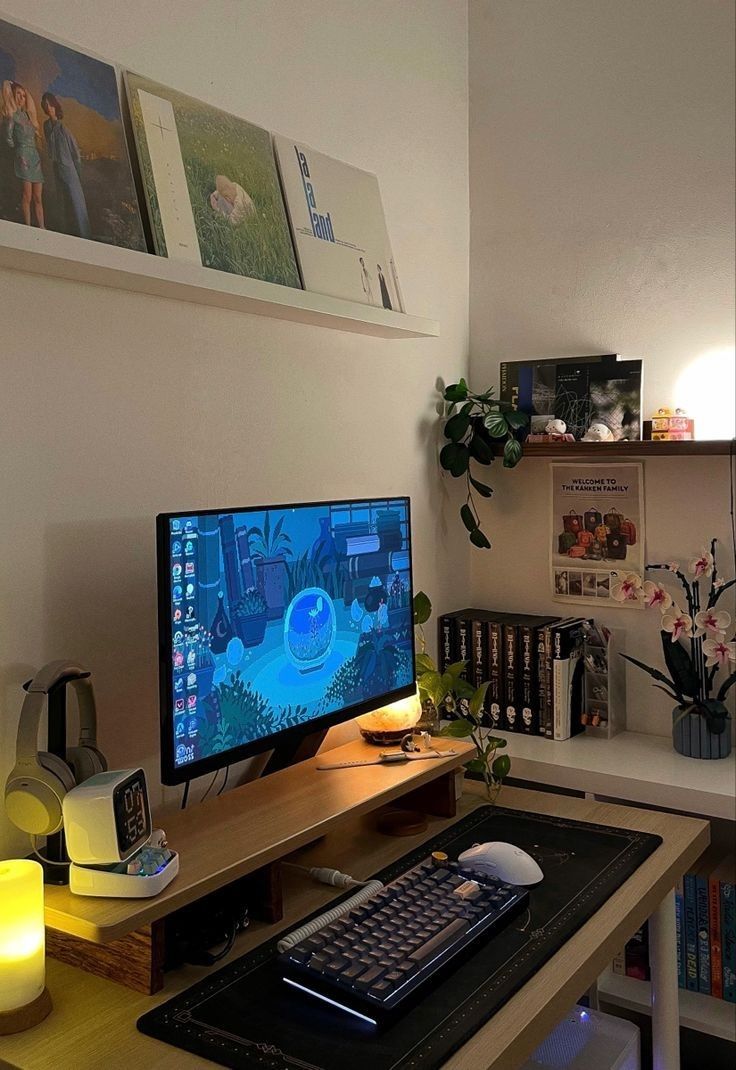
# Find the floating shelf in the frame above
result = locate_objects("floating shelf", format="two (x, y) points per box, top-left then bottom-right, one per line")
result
(494, 439), (734, 458)
(489, 729), (736, 820)
(599, 967), (736, 1042)
(0, 220), (439, 339)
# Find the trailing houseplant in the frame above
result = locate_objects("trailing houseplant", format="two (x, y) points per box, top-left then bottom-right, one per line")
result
(617, 539), (735, 758)
(413, 591), (510, 798)
(439, 378), (528, 549)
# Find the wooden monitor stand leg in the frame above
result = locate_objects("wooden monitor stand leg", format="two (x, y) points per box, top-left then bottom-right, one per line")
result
(398, 769), (458, 818)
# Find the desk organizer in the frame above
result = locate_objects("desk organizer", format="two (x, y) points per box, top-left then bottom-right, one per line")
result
(138, 805), (661, 1070)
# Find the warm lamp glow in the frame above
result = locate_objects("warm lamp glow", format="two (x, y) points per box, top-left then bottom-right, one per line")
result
(0, 860), (46, 1014)
(356, 689), (422, 734)
(674, 347), (736, 439)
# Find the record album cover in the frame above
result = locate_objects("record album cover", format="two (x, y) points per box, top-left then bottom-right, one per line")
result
(125, 73), (300, 288)
(273, 135), (404, 311)
(0, 16), (144, 249)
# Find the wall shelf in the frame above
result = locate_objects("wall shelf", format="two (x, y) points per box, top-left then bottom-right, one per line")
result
(489, 729), (736, 820)
(0, 220), (439, 339)
(494, 439), (734, 458)
(599, 967), (736, 1042)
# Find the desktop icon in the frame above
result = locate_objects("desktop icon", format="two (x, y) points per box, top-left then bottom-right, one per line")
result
(173, 585), (183, 602)
(172, 541), (182, 555)
(186, 650), (196, 669)
(186, 672), (197, 688)
(185, 583), (195, 599)
(185, 562), (195, 577)
(187, 718), (198, 738)
(173, 630), (184, 644)
(187, 694), (197, 709)
(173, 608), (182, 622)
(173, 651), (185, 669)
(185, 605), (196, 622)
(171, 520), (181, 533)
(185, 541), (194, 555)
(172, 563), (182, 580)
(184, 521), (193, 533)
(175, 698), (185, 712)
(174, 677), (184, 693)
(175, 721), (185, 738)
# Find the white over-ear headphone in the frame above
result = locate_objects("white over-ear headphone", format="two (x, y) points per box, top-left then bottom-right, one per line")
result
(4, 661), (107, 836)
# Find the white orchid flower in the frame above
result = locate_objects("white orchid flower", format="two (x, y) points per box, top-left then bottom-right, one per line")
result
(694, 608), (731, 637)
(661, 606), (694, 642)
(611, 573), (643, 602)
(702, 637), (736, 668)
(689, 548), (714, 579)
(639, 580), (673, 611)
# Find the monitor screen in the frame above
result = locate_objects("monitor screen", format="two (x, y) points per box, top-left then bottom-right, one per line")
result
(157, 497), (416, 784)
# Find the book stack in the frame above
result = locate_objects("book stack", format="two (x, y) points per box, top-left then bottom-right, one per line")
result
(612, 853), (736, 1002)
(437, 610), (592, 739)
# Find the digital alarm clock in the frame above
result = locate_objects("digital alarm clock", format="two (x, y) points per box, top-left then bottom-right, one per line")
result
(63, 768), (151, 866)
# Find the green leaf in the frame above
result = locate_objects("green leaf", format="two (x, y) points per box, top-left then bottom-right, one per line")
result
(464, 758), (486, 774)
(505, 410), (529, 430)
(469, 475), (493, 498)
(660, 632), (699, 699)
(492, 754), (511, 779)
(444, 660), (468, 678)
(444, 412), (471, 442)
(439, 442), (469, 477)
(470, 527), (491, 549)
(443, 379), (468, 403)
(486, 735), (507, 748)
(470, 682), (489, 717)
(460, 503), (477, 533)
(717, 671), (736, 702)
(415, 651), (435, 674)
(413, 590), (432, 625)
(468, 431), (494, 465)
(440, 717), (475, 738)
(417, 670), (444, 709)
(454, 677), (476, 699)
(503, 438), (523, 468)
(460, 401), (474, 416)
(484, 412), (508, 438)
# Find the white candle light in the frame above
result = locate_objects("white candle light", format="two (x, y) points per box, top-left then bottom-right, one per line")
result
(0, 860), (51, 1032)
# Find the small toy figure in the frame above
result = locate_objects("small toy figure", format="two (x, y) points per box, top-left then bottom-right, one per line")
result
(527, 417), (575, 443)
(545, 418), (567, 435)
(582, 422), (614, 441)
(643, 406), (695, 441)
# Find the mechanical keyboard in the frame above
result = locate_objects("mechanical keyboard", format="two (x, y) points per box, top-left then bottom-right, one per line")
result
(279, 853), (529, 1024)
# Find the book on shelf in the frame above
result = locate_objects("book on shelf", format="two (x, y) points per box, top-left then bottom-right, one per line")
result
(551, 618), (589, 741)
(499, 354), (643, 441)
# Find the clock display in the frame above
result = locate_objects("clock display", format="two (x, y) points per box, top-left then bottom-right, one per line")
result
(112, 771), (150, 855)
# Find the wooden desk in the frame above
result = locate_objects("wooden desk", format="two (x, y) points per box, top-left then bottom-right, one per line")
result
(0, 784), (708, 1070)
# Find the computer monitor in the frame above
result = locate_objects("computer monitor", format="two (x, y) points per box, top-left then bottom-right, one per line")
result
(157, 497), (416, 785)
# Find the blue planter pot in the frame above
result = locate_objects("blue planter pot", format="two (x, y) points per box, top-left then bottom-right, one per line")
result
(672, 707), (732, 759)
(234, 612), (268, 648)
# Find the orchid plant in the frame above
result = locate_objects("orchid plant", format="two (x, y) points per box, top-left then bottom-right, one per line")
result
(617, 539), (735, 734)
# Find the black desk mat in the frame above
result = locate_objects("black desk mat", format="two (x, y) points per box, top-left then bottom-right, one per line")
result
(138, 805), (661, 1069)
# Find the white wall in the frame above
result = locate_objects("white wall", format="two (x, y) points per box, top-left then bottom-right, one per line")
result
(0, 0), (470, 857)
(468, 0), (735, 736)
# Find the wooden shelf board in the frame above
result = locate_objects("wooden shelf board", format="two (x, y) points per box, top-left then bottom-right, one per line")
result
(0, 220), (439, 338)
(487, 729), (736, 820)
(599, 967), (736, 1041)
(494, 439), (735, 458)
(43, 737), (472, 944)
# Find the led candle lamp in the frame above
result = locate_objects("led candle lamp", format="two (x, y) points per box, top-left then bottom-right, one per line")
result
(356, 689), (422, 745)
(0, 860), (52, 1034)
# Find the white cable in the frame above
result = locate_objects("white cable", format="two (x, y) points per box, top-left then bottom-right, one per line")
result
(277, 867), (383, 953)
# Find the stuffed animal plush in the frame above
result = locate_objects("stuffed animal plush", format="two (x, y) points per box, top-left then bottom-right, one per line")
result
(545, 418), (568, 435)
(582, 422), (614, 442)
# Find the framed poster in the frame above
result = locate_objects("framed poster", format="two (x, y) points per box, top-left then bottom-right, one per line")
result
(124, 72), (300, 288)
(0, 16), (144, 248)
(550, 463), (645, 607)
(273, 135), (404, 310)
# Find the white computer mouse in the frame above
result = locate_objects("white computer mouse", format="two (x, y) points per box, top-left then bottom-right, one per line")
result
(458, 841), (544, 886)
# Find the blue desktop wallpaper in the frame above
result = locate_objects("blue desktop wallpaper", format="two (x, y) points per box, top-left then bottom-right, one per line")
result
(166, 499), (414, 768)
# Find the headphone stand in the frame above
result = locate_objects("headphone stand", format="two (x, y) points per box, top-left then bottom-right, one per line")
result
(25, 676), (71, 885)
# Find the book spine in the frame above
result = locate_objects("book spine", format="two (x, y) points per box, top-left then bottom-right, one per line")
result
(456, 618), (470, 679)
(696, 873), (712, 994)
(486, 621), (504, 730)
(722, 878), (736, 1003)
(543, 625), (554, 737)
(684, 873), (699, 991)
(675, 881), (685, 989)
(471, 618), (487, 690)
(710, 873), (723, 1000)
(503, 623), (519, 731)
(624, 923), (650, 981)
(611, 948), (626, 976)
(519, 624), (537, 734)
(536, 626), (549, 737)
(438, 615), (454, 673)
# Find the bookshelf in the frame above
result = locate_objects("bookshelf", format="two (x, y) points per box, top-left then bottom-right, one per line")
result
(0, 220), (439, 339)
(491, 729), (736, 820)
(492, 439), (735, 458)
(599, 967), (736, 1042)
